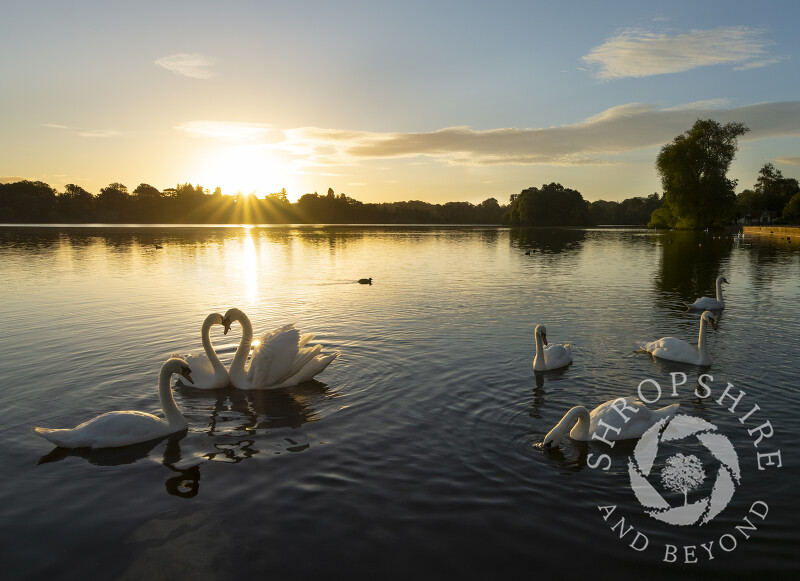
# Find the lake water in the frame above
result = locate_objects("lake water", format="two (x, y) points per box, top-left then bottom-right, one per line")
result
(1, 225), (798, 580)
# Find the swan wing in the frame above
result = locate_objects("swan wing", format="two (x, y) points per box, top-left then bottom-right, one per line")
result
(686, 297), (724, 310)
(250, 325), (301, 388)
(618, 401), (680, 440)
(34, 411), (173, 449)
(588, 398), (680, 441)
(543, 343), (572, 369)
(641, 337), (699, 365)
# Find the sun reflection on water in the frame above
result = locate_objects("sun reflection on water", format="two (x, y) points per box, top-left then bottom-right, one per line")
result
(242, 228), (258, 304)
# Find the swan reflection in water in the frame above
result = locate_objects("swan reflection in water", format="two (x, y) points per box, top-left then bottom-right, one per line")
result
(38, 380), (332, 496)
(38, 433), (203, 498)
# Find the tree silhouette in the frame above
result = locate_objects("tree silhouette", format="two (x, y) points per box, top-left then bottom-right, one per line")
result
(661, 453), (705, 506)
(654, 119), (749, 228)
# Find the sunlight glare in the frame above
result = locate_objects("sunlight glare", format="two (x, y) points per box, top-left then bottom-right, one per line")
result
(196, 144), (297, 197)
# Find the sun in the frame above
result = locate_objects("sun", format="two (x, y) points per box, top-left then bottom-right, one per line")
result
(194, 143), (299, 198)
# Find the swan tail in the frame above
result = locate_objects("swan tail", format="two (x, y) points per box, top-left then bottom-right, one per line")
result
(655, 402), (680, 420)
(34, 427), (90, 448)
(272, 351), (339, 388)
(289, 344), (323, 376)
(298, 332), (315, 348)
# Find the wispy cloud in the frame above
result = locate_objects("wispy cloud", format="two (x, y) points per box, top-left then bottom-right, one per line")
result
(177, 120), (278, 141)
(776, 156), (800, 165)
(42, 123), (120, 138)
(178, 101), (800, 168)
(583, 26), (781, 79)
(292, 101), (800, 167)
(155, 53), (218, 79)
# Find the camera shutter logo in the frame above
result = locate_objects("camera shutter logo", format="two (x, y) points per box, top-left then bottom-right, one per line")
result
(628, 414), (741, 526)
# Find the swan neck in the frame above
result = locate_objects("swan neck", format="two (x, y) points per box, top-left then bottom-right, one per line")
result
(547, 406), (590, 443)
(567, 407), (592, 440)
(201, 317), (224, 370)
(698, 318), (710, 362)
(159, 365), (186, 428)
(533, 332), (544, 370)
(230, 312), (254, 384)
(716, 279), (724, 302)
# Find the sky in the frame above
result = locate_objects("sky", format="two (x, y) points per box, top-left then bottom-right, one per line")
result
(1, 0), (799, 204)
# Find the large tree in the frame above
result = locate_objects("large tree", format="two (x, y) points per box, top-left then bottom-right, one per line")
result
(503, 182), (591, 226)
(655, 119), (749, 228)
(754, 163), (798, 215)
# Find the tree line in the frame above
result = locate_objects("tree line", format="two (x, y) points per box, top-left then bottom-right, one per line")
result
(1, 179), (663, 226)
(0, 182), (508, 225)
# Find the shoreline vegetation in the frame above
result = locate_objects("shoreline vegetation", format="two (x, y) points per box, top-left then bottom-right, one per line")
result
(2, 120), (797, 228)
(1, 180), (664, 227)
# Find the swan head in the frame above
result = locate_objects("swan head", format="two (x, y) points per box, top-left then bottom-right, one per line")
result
(542, 429), (560, 447)
(535, 325), (548, 346)
(180, 364), (194, 385)
(166, 357), (194, 384)
(718, 276), (729, 285)
(543, 421), (568, 447)
(221, 308), (244, 335)
(701, 311), (718, 330)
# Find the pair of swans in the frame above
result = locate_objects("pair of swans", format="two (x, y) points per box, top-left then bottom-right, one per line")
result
(685, 275), (728, 310)
(181, 308), (338, 390)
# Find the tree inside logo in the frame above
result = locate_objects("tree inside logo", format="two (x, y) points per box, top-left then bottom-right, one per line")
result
(628, 414), (741, 526)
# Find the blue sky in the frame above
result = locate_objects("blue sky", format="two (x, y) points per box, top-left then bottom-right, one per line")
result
(1, 0), (798, 203)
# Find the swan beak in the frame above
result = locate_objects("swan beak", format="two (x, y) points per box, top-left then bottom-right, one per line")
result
(222, 319), (231, 335)
(181, 366), (195, 385)
(709, 317), (718, 330)
(542, 334), (548, 346)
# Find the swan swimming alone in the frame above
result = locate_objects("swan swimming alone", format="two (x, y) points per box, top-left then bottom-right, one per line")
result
(637, 311), (717, 366)
(685, 276), (728, 310)
(175, 313), (230, 389)
(222, 308), (339, 390)
(34, 358), (193, 449)
(543, 396), (679, 446)
(532, 324), (573, 371)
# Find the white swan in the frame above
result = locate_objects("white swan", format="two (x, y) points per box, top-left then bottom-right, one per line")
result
(532, 324), (573, 371)
(637, 311), (717, 366)
(222, 308), (339, 390)
(34, 358), (192, 449)
(543, 396), (679, 446)
(175, 313), (230, 389)
(685, 276), (728, 310)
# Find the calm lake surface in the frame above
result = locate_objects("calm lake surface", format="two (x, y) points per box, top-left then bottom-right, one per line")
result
(1, 225), (798, 580)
